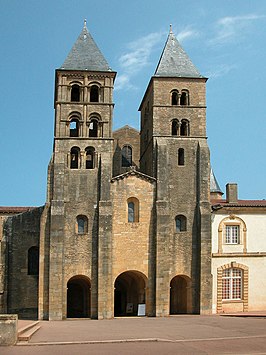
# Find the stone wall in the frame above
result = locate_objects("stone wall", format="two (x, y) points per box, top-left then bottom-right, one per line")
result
(4, 207), (43, 319)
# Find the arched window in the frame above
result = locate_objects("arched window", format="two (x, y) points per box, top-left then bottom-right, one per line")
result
(178, 148), (185, 166)
(71, 85), (80, 102)
(222, 268), (242, 300)
(175, 215), (187, 232)
(69, 118), (79, 137)
(171, 90), (178, 105)
(70, 147), (80, 169)
(90, 85), (99, 102)
(85, 146), (95, 169)
(76, 215), (88, 234)
(180, 90), (189, 105)
(89, 119), (98, 137)
(28, 246), (39, 275)
(171, 119), (179, 136)
(217, 215), (247, 253)
(127, 197), (139, 223)
(180, 119), (189, 136)
(122, 145), (132, 167)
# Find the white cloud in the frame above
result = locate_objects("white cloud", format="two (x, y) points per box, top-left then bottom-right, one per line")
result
(176, 29), (199, 43)
(205, 63), (236, 79)
(210, 14), (265, 45)
(115, 31), (165, 90)
(114, 74), (135, 91)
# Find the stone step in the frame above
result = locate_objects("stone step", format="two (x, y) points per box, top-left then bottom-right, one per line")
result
(18, 321), (41, 342)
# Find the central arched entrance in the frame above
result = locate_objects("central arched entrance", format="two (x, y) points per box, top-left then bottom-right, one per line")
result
(114, 271), (147, 317)
(170, 275), (192, 314)
(67, 275), (91, 318)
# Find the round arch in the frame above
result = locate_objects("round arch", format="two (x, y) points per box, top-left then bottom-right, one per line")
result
(114, 270), (147, 317)
(67, 275), (91, 318)
(170, 274), (192, 314)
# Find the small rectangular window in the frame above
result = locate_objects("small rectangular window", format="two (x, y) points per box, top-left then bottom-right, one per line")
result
(225, 225), (239, 244)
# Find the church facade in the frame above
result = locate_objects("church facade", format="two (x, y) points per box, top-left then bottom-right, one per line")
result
(0, 24), (265, 320)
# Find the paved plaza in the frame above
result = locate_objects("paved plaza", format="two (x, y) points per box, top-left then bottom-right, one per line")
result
(1, 314), (266, 354)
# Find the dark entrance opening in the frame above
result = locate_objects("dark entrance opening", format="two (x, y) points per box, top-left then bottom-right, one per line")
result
(170, 275), (192, 314)
(67, 275), (91, 318)
(114, 271), (146, 317)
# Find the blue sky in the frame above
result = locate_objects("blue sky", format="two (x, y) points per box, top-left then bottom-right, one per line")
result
(1, 0), (266, 206)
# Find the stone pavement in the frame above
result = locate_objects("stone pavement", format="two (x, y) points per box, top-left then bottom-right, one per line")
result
(18, 314), (266, 345)
(0, 314), (265, 354)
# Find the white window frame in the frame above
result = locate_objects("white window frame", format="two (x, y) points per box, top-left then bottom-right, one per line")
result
(225, 225), (240, 244)
(222, 268), (242, 300)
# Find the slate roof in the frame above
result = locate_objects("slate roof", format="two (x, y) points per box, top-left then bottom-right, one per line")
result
(155, 26), (204, 78)
(61, 21), (111, 71)
(210, 168), (223, 194)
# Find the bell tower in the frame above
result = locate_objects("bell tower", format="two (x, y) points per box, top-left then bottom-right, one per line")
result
(139, 26), (212, 315)
(39, 21), (116, 320)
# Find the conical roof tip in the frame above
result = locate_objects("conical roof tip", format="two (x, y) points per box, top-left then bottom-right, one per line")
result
(155, 26), (204, 78)
(61, 21), (112, 71)
(210, 168), (223, 194)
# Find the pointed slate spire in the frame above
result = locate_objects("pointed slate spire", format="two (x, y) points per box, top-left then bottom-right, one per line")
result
(155, 25), (203, 78)
(210, 168), (223, 194)
(61, 20), (111, 71)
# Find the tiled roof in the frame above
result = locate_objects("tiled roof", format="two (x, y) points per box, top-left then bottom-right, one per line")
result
(211, 199), (266, 208)
(0, 206), (35, 214)
(154, 26), (204, 78)
(61, 21), (111, 71)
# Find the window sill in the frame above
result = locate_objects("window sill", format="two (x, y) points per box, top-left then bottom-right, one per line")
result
(222, 300), (243, 303)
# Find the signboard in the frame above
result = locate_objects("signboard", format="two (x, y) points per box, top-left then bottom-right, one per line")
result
(137, 304), (146, 316)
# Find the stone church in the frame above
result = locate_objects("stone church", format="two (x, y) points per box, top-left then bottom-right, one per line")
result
(0, 22), (225, 320)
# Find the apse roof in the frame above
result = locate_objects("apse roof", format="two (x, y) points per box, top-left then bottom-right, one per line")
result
(61, 20), (111, 71)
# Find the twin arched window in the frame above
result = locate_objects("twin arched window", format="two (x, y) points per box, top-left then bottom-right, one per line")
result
(171, 90), (189, 106)
(171, 119), (190, 136)
(70, 146), (95, 169)
(127, 197), (139, 223)
(122, 145), (132, 167)
(70, 83), (101, 103)
(175, 215), (187, 232)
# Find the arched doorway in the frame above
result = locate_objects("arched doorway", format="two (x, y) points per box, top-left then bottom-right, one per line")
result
(114, 271), (147, 317)
(67, 275), (91, 318)
(170, 275), (192, 314)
